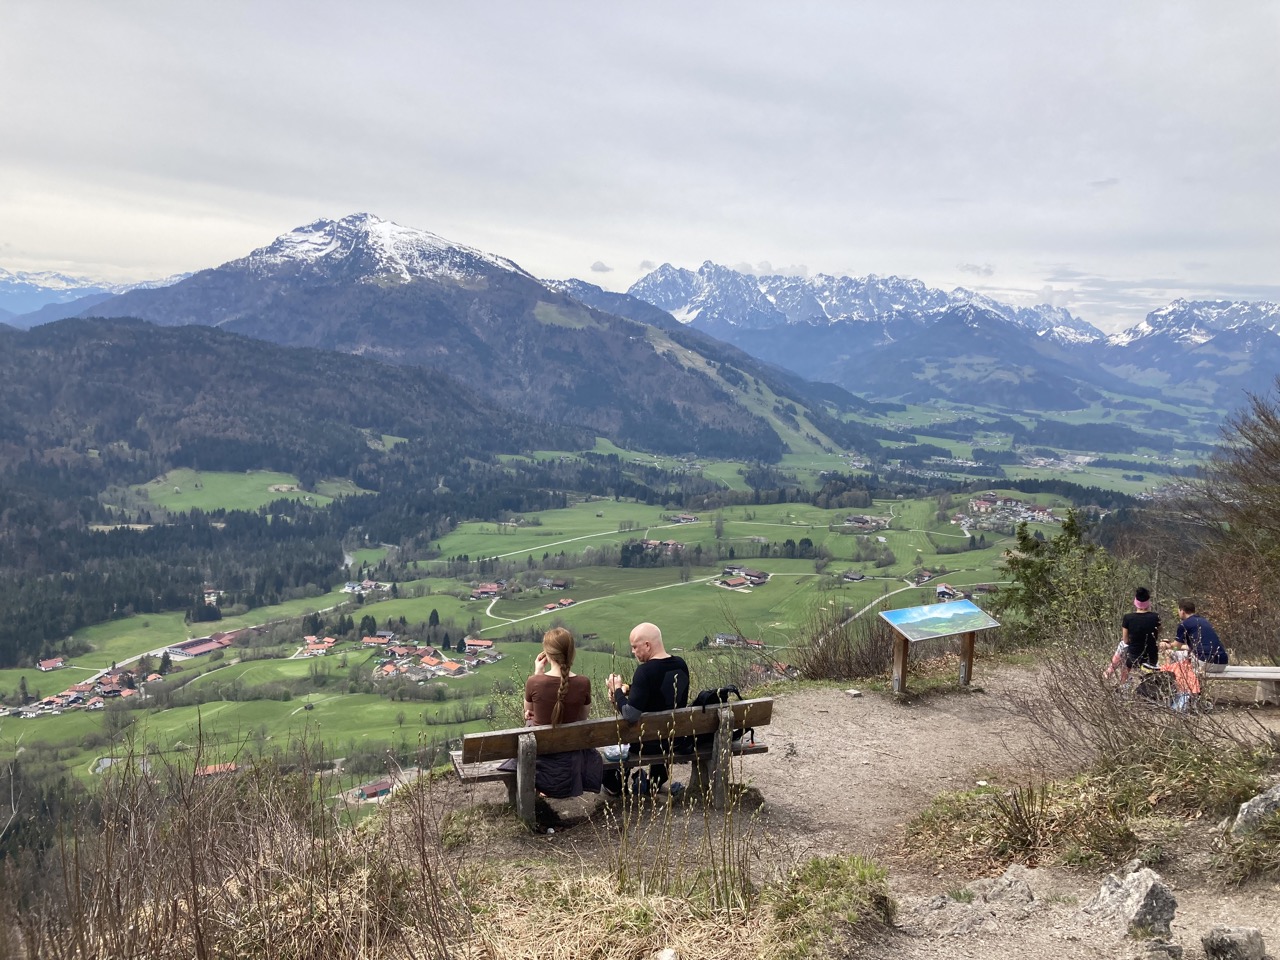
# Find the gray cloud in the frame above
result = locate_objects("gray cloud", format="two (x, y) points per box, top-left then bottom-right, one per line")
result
(957, 262), (995, 277)
(0, 4), (1275, 332)
(590, 260), (613, 273)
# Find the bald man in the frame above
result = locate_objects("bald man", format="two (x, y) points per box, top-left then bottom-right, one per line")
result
(603, 622), (690, 794)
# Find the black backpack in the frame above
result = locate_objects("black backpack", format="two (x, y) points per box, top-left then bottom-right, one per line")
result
(689, 685), (754, 748)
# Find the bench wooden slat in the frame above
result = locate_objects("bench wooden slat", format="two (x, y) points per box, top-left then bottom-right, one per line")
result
(450, 740), (769, 784)
(460, 697), (773, 763)
(1208, 666), (1280, 681)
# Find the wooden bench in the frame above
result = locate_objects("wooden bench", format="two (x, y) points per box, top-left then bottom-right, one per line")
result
(1200, 664), (1280, 705)
(451, 697), (773, 830)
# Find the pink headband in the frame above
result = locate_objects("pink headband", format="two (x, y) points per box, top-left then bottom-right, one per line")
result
(1134, 599), (1151, 611)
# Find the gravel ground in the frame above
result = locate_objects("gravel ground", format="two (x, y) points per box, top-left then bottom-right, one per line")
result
(458, 665), (1280, 959)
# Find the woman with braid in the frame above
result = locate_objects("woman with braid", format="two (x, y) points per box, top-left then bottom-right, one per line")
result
(520, 627), (602, 798)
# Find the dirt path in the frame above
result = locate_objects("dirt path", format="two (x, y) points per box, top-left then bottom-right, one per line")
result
(458, 665), (1280, 958)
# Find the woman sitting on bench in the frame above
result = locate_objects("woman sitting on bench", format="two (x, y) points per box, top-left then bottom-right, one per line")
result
(515, 627), (603, 798)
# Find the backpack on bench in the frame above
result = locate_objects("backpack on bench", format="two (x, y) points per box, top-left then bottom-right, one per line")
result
(689, 685), (754, 749)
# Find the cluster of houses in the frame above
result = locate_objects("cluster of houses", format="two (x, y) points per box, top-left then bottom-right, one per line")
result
(717, 565), (770, 590)
(841, 514), (890, 532)
(470, 577), (548, 600)
(637, 538), (684, 555)
(9, 663), (160, 719)
(934, 582), (997, 601)
(364, 634), (500, 683)
(299, 635), (340, 657)
(957, 493), (1058, 528)
(342, 578), (391, 596)
(542, 597), (577, 612)
(712, 633), (764, 649)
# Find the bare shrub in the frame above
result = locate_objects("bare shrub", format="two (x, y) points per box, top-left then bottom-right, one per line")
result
(1005, 637), (1271, 779)
(790, 603), (895, 681)
(0, 735), (469, 960)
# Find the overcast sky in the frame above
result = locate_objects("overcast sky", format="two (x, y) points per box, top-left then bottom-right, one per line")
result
(3, 2), (1278, 332)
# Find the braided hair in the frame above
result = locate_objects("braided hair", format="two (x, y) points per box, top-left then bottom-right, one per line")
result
(542, 627), (576, 725)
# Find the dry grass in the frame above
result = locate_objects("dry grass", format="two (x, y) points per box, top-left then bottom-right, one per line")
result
(905, 629), (1277, 877)
(466, 870), (778, 960)
(0, 724), (897, 960)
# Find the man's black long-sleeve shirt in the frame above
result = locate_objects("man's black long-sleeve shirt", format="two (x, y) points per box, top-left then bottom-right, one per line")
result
(613, 655), (690, 723)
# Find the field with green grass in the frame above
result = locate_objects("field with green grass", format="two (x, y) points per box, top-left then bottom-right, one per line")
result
(128, 469), (369, 514)
(2, 490), (1031, 786)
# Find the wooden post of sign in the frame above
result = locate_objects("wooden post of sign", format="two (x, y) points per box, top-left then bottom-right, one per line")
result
(892, 632), (910, 694)
(959, 630), (976, 686)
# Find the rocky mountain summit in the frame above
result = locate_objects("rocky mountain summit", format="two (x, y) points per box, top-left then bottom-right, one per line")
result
(622, 261), (1280, 409)
(627, 260), (1106, 346)
(71, 215), (815, 459)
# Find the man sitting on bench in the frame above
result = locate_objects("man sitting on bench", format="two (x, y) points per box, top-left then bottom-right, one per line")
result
(1172, 598), (1228, 668)
(603, 622), (689, 796)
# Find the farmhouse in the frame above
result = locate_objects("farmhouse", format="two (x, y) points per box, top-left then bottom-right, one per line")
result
(713, 633), (762, 648)
(195, 762), (238, 778)
(462, 638), (494, 653)
(166, 633), (236, 660)
(37, 657), (66, 672)
(357, 779), (393, 800)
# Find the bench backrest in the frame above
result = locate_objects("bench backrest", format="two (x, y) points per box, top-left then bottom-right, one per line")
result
(460, 697), (773, 764)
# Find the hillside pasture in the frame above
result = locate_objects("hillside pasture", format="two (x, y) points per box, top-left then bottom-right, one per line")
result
(132, 469), (367, 513)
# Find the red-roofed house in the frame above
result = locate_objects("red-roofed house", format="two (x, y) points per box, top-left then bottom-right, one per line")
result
(358, 779), (393, 800)
(38, 657), (66, 671)
(195, 762), (238, 777)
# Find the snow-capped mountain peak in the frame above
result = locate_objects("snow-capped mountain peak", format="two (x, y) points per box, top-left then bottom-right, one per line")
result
(235, 213), (535, 284)
(625, 262), (1104, 344)
(0, 266), (190, 320)
(1108, 298), (1280, 347)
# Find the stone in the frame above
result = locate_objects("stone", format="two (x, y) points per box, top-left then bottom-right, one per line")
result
(1136, 940), (1183, 959)
(1230, 784), (1280, 837)
(1201, 926), (1265, 960)
(970, 864), (1036, 905)
(647, 950), (678, 960)
(1082, 867), (1177, 937)
(844, 688), (863, 698)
